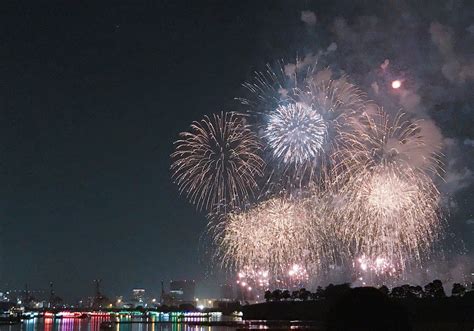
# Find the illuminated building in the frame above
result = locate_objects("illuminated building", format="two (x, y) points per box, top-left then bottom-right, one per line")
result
(169, 280), (195, 304)
(194, 298), (215, 309)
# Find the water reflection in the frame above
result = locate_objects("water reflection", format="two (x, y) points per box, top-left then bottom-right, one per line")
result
(4, 316), (236, 331)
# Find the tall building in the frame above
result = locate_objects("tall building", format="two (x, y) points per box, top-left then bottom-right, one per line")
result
(169, 280), (195, 304)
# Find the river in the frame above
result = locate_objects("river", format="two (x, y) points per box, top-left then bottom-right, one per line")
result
(0, 316), (239, 331)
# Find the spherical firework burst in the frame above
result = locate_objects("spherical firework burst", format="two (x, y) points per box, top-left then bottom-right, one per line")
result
(334, 110), (443, 276)
(211, 196), (326, 282)
(239, 61), (366, 192)
(171, 112), (264, 212)
(264, 103), (327, 166)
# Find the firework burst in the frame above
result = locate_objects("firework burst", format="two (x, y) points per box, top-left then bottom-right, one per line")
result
(264, 103), (327, 166)
(239, 61), (365, 192)
(334, 109), (444, 275)
(171, 112), (264, 212)
(210, 195), (334, 283)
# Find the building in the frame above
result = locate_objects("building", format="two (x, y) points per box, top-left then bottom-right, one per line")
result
(132, 289), (146, 303)
(169, 280), (195, 304)
(194, 298), (215, 310)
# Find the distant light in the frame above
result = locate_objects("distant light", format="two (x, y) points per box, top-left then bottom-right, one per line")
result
(391, 80), (402, 89)
(197, 305), (204, 310)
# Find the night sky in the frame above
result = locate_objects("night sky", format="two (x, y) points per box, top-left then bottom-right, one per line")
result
(1, 1), (473, 301)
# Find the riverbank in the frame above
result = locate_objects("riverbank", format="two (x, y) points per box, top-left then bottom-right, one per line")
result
(243, 287), (474, 330)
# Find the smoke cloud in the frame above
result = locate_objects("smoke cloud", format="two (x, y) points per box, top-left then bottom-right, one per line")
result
(301, 10), (317, 27)
(295, 1), (473, 275)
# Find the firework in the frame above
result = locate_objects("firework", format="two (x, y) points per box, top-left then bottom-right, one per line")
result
(264, 103), (327, 166)
(356, 255), (397, 276)
(286, 264), (310, 289)
(334, 110), (443, 275)
(211, 195), (333, 283)
(171, 58), (447, 286)
(171, 112), (264, 212)
(236, 267), (270, 291)
(239, 61), (365, 191)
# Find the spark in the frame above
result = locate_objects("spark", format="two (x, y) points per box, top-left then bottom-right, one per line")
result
(236, 267), (270, 290)
(358, 256), (396, 275)
(210, 196), (332, 282)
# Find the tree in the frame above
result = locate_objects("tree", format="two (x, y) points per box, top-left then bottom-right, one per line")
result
(309, 292), (318, 301)
(315, 286), (325, 300)
(298, 288), (310, 301)
(271, 289), (282, 301)
(424, 280), (446, 298)
(282, 290), (290, 301)
(291, 290), (299, 300)
(378, 285), (389, 296)
(451, 283), (466, 297)
(390, 286), (405, 299)
(401, 285), (416, 299)
(411, 285), (424, 298)
(325, 283), (351, 300)
(264, 290), (272, 302)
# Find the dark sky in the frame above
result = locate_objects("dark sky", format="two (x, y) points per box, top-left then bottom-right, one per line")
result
(1, 1), (473, 301)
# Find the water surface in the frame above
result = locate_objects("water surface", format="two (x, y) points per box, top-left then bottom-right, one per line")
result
(1, 316), (236, 331)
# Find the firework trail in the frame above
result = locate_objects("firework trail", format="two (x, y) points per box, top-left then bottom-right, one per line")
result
(239, 61), (366, 193)
(333, 109), (444, 276)
(171, 112), (264, 212)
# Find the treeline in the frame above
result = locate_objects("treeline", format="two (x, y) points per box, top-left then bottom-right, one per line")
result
(263, 279), (473, 302)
